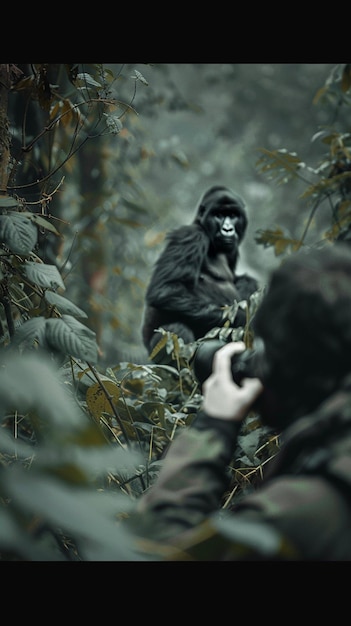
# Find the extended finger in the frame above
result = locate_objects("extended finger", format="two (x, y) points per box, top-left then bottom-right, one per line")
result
(212, 341), (246, 377)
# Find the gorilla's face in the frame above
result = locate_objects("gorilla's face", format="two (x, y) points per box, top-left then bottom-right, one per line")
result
(196, 186), (248, 252)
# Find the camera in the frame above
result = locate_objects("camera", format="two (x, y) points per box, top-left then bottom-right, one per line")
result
(192, 338), (266, 387)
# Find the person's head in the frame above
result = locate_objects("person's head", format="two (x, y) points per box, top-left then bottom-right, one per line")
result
(253, 243), (351, 430)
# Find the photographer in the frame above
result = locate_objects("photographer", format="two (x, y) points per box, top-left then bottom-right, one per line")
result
(129, 243), (351, 560)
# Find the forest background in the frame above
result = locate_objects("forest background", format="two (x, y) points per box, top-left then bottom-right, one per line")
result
(83, 63), (338, 364)
(0, 63), (350, 561)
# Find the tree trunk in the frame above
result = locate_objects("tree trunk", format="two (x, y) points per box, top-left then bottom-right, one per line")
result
(0, 65), (11, 194)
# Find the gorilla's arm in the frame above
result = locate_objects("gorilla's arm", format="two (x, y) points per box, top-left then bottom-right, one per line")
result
(148, 284), (226, 328)
(148, 225), (208, 291)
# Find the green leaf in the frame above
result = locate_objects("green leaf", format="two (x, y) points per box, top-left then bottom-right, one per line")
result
(45, 315), (98, 362)
(0, 213), (37, 255)
(0, 352), (85, 429)
(133, 70), (149, 86)
(22, 261), (65, 291)
(0, 196), (19, 208)
(75, 73), (101, 88)
(10, 316), (47, 349)
(29, 214), (61, 236)
(237, 429), (262, 464)
(0, 507), (51, 561)
(44, 291), (87, 318)
(4, 466), (140, 561)
(213, 515), (286, 557)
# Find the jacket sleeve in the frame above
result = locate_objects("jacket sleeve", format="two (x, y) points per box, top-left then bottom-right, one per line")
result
(128, 411), (241, 543)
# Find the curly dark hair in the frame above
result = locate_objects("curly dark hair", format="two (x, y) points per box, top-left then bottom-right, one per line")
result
(253, 242), (351, 428)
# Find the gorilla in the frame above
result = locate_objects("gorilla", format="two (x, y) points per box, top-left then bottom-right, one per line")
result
(142, 185), (259, 353)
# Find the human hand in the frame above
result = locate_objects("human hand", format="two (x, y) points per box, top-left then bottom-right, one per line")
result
(201, 341), (264, 422)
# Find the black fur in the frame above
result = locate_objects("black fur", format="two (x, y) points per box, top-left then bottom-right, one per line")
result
(142, 185), (258, 352)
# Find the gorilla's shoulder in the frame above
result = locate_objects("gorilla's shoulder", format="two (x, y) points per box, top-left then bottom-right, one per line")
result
(166, 223), (206, 246)
(161, 224), (209, 264)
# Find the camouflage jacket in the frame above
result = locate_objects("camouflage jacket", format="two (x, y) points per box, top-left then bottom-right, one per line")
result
(130, 383), (351, 561)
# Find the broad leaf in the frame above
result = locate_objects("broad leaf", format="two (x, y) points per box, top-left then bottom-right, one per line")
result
(45, 315), (98, 362)
(4, 466), (141, 561)
(0, 352), (85, 429)
(22, 261), (65, 291)
(0, 507), (51, 561)
(9, 316), (47, 349)
(0, 213), (37, 255)
(86, 380), (120, 420)
(44, 291), (87, 318)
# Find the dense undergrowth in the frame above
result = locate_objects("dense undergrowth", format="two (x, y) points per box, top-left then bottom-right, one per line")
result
(0, 289), (279, 560)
